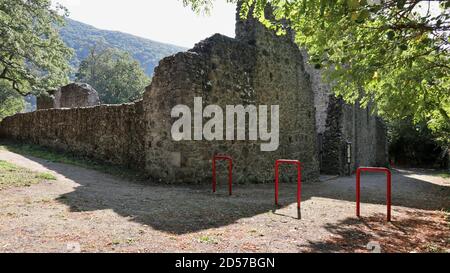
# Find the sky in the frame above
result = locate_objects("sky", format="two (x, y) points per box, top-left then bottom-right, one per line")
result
(51, 0), (236, 48)
(51, 0), (442, 48)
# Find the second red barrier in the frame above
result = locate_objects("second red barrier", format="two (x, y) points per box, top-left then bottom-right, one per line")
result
(275, 159), (302, 219)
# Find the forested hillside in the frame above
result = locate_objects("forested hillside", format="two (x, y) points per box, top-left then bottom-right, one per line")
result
(60, 19), (185, 76)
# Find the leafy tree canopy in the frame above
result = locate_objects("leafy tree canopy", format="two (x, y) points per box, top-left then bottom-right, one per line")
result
(76, 44), (151, 104)
(0, 0), (72, 96)
(388, 116), (446, 167)
(183, 0), (450, 144)
(0, 80), (24, 120)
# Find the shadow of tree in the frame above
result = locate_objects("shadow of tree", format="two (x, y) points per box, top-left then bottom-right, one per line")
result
(303, 171), (450, 211)
(300, 211), (450, 253)
(12, 152), (450, 235)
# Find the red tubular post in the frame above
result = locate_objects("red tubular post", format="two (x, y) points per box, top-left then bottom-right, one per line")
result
(275, 161), (279, 206)
(356, 168), (361, 218)
(356, 167), (392, 222)
(387, 170), (392, 222)
(228, 159), (232, 196)
(212, 158), (216, 193)
(297, 163), (302, 219)
(212, 155), (233, 196)
(274, 159), (302, 219)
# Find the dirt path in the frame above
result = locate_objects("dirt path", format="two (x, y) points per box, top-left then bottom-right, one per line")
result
(0, 150), (449, 253)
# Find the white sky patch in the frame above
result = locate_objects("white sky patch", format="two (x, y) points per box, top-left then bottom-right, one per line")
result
(58, 0), (81, 6)
(51, 0), (236, 48)
(415, 1), (442, 17)
(50, 1), (443, 48)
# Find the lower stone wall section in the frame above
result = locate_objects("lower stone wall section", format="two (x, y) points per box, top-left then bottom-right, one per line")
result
(0, 102), (145, 169)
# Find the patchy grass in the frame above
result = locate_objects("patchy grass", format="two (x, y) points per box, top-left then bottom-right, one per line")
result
(0, 142), (146, 181)
(35, 172), (57, 180)
(434, 171), (450, 185)
(0, 160), (56, 190)
(0, 160), (17, 169)
(198, 235), (219, 245)
(437, 172), (450, 179)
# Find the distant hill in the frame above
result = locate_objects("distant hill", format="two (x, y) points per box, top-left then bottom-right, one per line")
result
(59, 19), (186, 76)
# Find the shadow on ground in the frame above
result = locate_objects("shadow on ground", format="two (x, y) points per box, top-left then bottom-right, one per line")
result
(16, 153), (450, 234)
(300, 210), (450, 252)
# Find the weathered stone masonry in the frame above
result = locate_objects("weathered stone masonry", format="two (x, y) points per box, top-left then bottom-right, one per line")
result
(37, 83), (100, 110)
(302, 52), (388, 175)
(144, 14), (319, 183)
(0, 102), (145, 169)
(0, 13), (320, 183)
(0, 9), (387, 182)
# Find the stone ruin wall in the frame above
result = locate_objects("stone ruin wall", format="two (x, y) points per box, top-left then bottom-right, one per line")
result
(0, 12), (320, 183)
(144, 14), (319, 183)
(302, 53), (388, 175)
(0, 102), (145, 169)
(55, 83), (100, 108)
(37, 83), (100, 110)
(0, 7), (388, 181)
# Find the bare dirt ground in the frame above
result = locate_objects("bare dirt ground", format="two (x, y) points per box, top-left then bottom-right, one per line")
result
(0, 149), (449, 253)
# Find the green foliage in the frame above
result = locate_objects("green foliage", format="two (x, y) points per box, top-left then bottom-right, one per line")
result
(76, 45), (151, 104)
(0, 96), (23, 121)
(388, 117), (444, 167)
(436, 172), (450, 179)
(0, 81), (24, 120)
(0, 0), (72, 96)
(181, 0), (235, 14)
(60, 19), (185, 76)
(183, 0), (450, 144)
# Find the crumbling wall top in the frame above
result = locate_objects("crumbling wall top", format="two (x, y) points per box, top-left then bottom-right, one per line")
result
(54, 83), (101, 108)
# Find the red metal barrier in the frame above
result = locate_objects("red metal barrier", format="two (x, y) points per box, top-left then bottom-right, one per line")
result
(212, 155), (233, 195)
(356, 167), (392, 222)
(274, 159), (302, 219)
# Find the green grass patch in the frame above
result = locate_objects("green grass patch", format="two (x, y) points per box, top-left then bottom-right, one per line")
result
(1, 143), (85, 167)
(35, 172), (57, 180)
(435, 171), (450, 184)
(0, 142), (146, 181)
(437, 172), (450, 179)
(198, 235), (218, 244)
(0, 160), (56, 190)
(0, 160), (19, 171)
